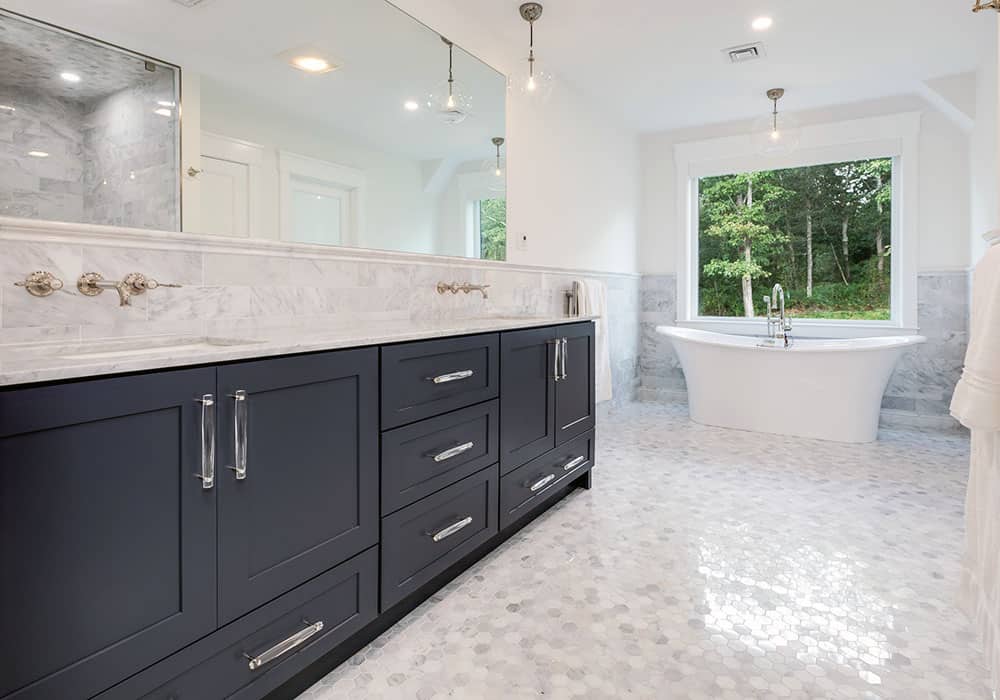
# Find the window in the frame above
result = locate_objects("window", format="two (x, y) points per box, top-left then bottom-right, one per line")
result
(697, 158), (893, 321)
(474, 198), (507, 261)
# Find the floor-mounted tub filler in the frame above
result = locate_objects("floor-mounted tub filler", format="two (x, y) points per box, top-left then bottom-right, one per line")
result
(656, 326), (926, 443)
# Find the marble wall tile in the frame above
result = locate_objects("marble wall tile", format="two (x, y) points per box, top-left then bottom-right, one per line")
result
(146, 285), (250, 323)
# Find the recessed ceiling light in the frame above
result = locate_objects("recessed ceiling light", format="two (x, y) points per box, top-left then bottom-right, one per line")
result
(157, 100), (176, 108)
(291, 56), (334, 73)
(752, 16), (774, 31)
(0, 104), (14, 114)
(153, 108), (173, 117)
(404, 100), (419, 111)
(27, 151), (49, 158)
(60, 72), (81, 83)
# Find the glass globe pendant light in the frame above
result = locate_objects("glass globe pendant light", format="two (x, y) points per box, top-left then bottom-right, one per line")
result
(752, 88), (801, 155)
(482, 137), (506, 193)
(427, 37), (472, 125)
(518, 2), (554, 100)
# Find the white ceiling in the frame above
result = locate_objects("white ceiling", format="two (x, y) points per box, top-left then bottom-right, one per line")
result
(443, 0), (988, 132)
(0, 1), (506, 161)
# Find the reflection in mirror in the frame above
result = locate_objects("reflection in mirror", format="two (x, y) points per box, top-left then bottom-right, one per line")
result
(0, 1), (508, 261)
(0, 11), (180, 230)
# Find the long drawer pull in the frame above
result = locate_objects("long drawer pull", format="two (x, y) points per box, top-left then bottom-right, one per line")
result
(530, 474), (556, 492)
(560, 338), (568, 380)
(246, 620), (324, 671)
(562, 456), (587, 472)
(429, 516), (473, 542)
(431, 441), (475, 463)
(429, 369), (474, 384)
(195, 395), (215, 490)
(228, 390), (248, 480)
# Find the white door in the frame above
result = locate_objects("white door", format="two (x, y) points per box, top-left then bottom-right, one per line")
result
(200, 156), (250, 237)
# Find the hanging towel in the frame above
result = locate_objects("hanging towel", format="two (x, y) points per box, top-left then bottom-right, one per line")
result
(575, 279), (613, 404)
(951, 244), (1000, 431)
(954, 243), (1000, 693)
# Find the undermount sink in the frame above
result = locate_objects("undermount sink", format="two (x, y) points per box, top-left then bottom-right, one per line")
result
(58, 337), (264, 361)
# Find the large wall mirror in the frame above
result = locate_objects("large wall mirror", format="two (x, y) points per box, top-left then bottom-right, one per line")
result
(0, 1), (508, 260)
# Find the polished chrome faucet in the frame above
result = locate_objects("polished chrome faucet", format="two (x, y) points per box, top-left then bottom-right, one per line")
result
(436, 281), (490, 299)
(763, 283), (792, 347)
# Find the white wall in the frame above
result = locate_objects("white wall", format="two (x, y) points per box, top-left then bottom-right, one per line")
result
(389, 0), (641, 275)
(971, 15), (999, 266)
(639, 95), (972, 275)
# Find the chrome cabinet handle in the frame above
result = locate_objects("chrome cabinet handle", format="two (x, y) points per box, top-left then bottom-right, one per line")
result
(429, 369), (474, 384)
(560, 338), (568, 380)
(562, 456), (587, 472)
(431, 441), (474, 463)
(195, 395), (215, 489)
(552, 338), (561, 382)
(245, 620), (324, 671)
(530, 474), (556, 492)
(428, 516), (473, 542)
(228, 390), (248, 480)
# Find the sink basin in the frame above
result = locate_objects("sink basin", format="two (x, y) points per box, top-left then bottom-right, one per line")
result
(59, 337), (263, 361)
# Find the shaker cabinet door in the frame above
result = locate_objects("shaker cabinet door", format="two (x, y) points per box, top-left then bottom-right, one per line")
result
(216, 348), (379, 624)
(499, 326), (557, 474)
(0, 368), (218, 700)
(554, 322), (596, 445)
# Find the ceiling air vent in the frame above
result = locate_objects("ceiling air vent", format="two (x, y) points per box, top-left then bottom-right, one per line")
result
(723, 42), (766, 64)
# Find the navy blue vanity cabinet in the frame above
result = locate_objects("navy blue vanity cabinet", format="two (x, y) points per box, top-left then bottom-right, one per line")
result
(554, 322), (597, 445)
(0, 369), (218, 700)
(216, 349), (379, 624)
(499, 322), (595, 474)
(498, 326), (558, 473)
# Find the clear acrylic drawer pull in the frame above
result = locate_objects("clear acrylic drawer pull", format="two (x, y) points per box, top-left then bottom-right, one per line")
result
(562, 456), (587, 472)
(246, 619), (324, 671)
(432, 441), (475, 463)
(429, 370), (474, 384)
(530, 474), (556, 492)
(429, 516), (473, 542)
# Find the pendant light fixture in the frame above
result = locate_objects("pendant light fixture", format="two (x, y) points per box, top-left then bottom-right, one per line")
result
(482, 136), (506, 193)
(752, 88), (800, 155)
(427, 37), (471, 125)
(518, 2), (554, 100)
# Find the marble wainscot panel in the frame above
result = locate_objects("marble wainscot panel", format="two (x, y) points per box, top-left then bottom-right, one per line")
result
(0, 218), (639, 401)
(637, 272), (969, 432)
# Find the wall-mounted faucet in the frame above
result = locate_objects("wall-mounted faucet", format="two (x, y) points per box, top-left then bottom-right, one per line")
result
(78, 272), (182, 306)
(436, 282), (490, 299)
(764, 283), (792, 347)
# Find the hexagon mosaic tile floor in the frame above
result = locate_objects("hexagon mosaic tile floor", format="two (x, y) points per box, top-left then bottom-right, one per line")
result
(298, 403), (992, 700)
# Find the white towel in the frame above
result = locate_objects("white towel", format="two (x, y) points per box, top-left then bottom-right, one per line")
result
(951, 244), (1000, 431)
(575, 279), (613, 404)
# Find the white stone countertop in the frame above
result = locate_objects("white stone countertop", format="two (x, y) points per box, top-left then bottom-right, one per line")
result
(0, 315), (596, 387)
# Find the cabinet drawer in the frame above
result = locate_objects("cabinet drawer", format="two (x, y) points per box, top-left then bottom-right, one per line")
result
(381, 334), (499, 429)
(382, 400), (499, 514)
(500, 431), (594, 531)
(128, 548), (377, 700)
(382, 467), (498, 610)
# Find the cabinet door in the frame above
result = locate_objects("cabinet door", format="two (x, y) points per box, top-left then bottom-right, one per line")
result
(217, 349), (378, 624)
(0, 369), (217, 700)
(499, 326), (557, 474)
(555, 322), (596, 445)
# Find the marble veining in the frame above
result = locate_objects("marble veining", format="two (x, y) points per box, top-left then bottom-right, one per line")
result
(299, 403), (990, 700)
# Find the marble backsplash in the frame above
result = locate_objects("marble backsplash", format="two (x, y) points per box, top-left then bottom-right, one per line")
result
(637, 272), (969, 431)
(0, 220), (640, 403)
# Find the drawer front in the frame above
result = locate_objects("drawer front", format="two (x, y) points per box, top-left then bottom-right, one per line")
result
(382, 467), (498, 610)
(129, 548), (378, 700)
(500, 431), (594, 531)
(382, 400), (499, 514)
(381, 334), (499, 429)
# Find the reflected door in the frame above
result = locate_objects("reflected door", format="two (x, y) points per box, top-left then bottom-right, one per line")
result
(200, 156), (250, 237)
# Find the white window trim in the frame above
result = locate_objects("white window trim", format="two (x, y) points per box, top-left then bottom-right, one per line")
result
(278, 151), (365, 247)
(674, 111), (921, 339)
(199, 132), (266, 239)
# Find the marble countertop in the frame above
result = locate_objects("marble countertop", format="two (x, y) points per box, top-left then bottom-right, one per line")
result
(0, 315), (595, 387)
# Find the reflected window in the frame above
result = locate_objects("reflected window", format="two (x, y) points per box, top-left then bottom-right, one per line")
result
(291, 182), (349, 246)
(475, 198), (506, 261)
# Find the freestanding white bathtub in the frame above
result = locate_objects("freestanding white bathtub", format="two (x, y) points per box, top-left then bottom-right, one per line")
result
(656, 326), (926, 443)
